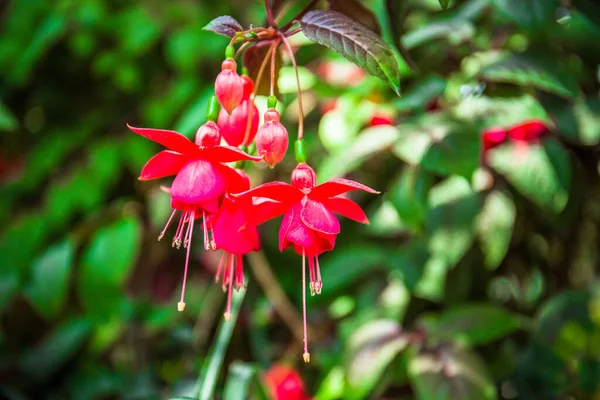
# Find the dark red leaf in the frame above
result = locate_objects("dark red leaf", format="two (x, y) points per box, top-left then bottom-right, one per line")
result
(328, 0), (381, 34)
(203, 15), (243, 38)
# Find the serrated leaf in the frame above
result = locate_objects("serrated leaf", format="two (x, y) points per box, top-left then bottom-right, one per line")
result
(346, 320), (409, 399)
(409, 347), (497, 400)
(490, 138), (572, 213)
(491, 0), (560, 31)
(393, 114), (481, 178)
(300, 10), (401, 96)
(476, 191), (515, 270)
(329, 0), (381, 33)
(79, 217), (141, 320)
(24, 239), (74, 319)
(203, 15), (243, 38)
(429, 304), (522, 346)
(318, 125), (399, 180)
(481, 52), (580, 98)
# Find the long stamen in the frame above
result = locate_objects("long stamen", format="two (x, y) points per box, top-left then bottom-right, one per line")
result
(215, 251), (226, 283)
(202, 210), (210, 250)
(159, 209), (177, 241)
(178, 210), (195, 312)
(173, 213), (187, 249)
(302, 248), (310, 363)
(183, 212), (193, 248)
(224, 253), (235, 321)
(235, 254), (244, 291)
(222, 252), (229, 292)
(308, 256), (316, 296)
(316, 256), (323, 295)
(209, 220), (217, 250)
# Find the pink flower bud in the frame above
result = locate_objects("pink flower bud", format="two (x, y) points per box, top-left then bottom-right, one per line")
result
(215, 59), (244, 114)
(256, 109), (289, 168)
(217, 99), (259, 147)
(291, 163), (317, 192)
(195, 121), (221, 147)
(241, 75), (254, 100)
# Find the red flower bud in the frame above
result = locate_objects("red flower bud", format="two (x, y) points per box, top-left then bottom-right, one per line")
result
(195, 121), (221, 147)
(482, 126), (507, 152)
(291, 163), (317, 193)
(256, 109), (289, 168)
(507, 120), (549, 142)
(264, 364), (311, 400)
(217, 99), (259, 147)
(215, 59), (244, 114)
(241, 75), (254, 100)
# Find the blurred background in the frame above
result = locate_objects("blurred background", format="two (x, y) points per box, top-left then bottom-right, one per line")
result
(1, 0), (600, 399)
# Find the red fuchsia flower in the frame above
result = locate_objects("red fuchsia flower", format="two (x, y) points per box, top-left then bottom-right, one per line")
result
(210, 169), (261, 321)
(128, 122), (261, 311)
(507, 120), (549, 142)
(217, 75), (259, 146)
(482, 126), (508, 152)
(215, 59), (244, 114)
(256, 109), (289, 168)
(263, 364), (312, 400)
(236, 163), (378, 361)
(369, 112), (395, 127)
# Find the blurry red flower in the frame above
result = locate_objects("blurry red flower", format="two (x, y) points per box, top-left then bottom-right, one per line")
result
(264, 364), (311, 400)
(482, 126), (507, 152)
(369, 113), (395, 127)
(507, 120), (549, 142)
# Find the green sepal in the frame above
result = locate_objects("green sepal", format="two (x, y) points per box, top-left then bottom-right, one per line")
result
(295, 139), (307, 163)
(206, 95), (220, 122)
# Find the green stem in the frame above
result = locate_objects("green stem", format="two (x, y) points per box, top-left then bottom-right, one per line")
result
(193, 285), (247, 400)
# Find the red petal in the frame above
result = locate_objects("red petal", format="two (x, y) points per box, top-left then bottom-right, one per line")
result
(300, 199), (341, 235)
(322, 196), (369, 224)
(139, 150), (189, 181)
(235, 181), (303, 203)
(127, 124), (199, 154)
(310, 178), (379, 199)
(213, 162), (251, 194)
(252, 198), (291, 225)
(198, 145), (262, 163)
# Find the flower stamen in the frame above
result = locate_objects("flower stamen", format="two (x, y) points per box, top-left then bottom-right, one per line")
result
(158, 209), (177, 241)
(224, 253), (235, 321)
(302, 248), (310, 363)
(178, 209), (195, 312)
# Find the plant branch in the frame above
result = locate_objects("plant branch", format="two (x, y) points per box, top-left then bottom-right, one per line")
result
(265, 0), (276, 27)
(269, 39), (280, 96)
(281, 0), (318, 31)
(279, 34), (304, 140)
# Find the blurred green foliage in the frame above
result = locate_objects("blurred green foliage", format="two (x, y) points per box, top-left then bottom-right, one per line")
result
(1, 0), (600, 399)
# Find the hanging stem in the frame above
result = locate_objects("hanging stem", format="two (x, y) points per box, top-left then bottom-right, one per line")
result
(269, 39), (280, 97)
(228, 27), (268, 47)
(234, 41), (252, 59)
(279, 34), (304, 140)
(265, 0), (276, 27)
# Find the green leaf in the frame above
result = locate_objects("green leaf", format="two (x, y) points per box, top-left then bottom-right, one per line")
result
(409, 347), (497, 400)
(393, 75), (446, 113)
(318, 125), (399, 180)
(439, 0), (451, 9)
(392, 114), (481, 178)
(320, 244), (391, 292)
(389, 166), (433, 231)
(480, 52), (580, 98)
(403, 21), (475, 50)
(203, 15), (243, 38)
(429, 304), (522, 346)
(316, 366), (345, 400)
(545, 97), (600, 146)
(535, 290), (594, 345)
(300, 10), (401, 96)
(79, 217), (141, 319)
(19, 318), (92, 382)
(24, 239), (74, 319)
(454, 94), (551, 131)
(223, 362), (267, 400)
(346, 320), (409, 399)
(490, 138), (572, 214)
(476, 191), (516, 270)
(0, 102), (18, 132)
(425, 177), (482, 267)
(490, 0), (560, 31)
(194, 288), (246, 400)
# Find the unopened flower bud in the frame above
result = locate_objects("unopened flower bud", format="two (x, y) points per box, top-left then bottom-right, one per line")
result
(217, 99), (259, 146)
(215, 59), (244, 114)
(256, 109), (289, 168)
(241, 75), (254, 100)
(195, 121), (221, 147)
(291, 163), (317, 192)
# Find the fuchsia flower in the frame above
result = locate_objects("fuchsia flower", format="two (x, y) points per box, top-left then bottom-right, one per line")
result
(217, 75), (259, 146)
(507, 120), (549, 142)
(264, 364), (312, 400)
(237, 163), (378, 361)
(482, 126), (508, 152)
(210, 169), (261, 321)
(128, 123), (261, 311)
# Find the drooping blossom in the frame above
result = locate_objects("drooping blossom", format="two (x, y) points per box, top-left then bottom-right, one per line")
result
(507, 120), (549, 142)
(263, 364), (312, 400)
(217, 75), (259, 146)
(215, 59), (244, 114)
(210, 169), (261, 321)
(236, 163), (378, 361)
(256, 109), (289, 168)
(128, 123), (260, 311)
